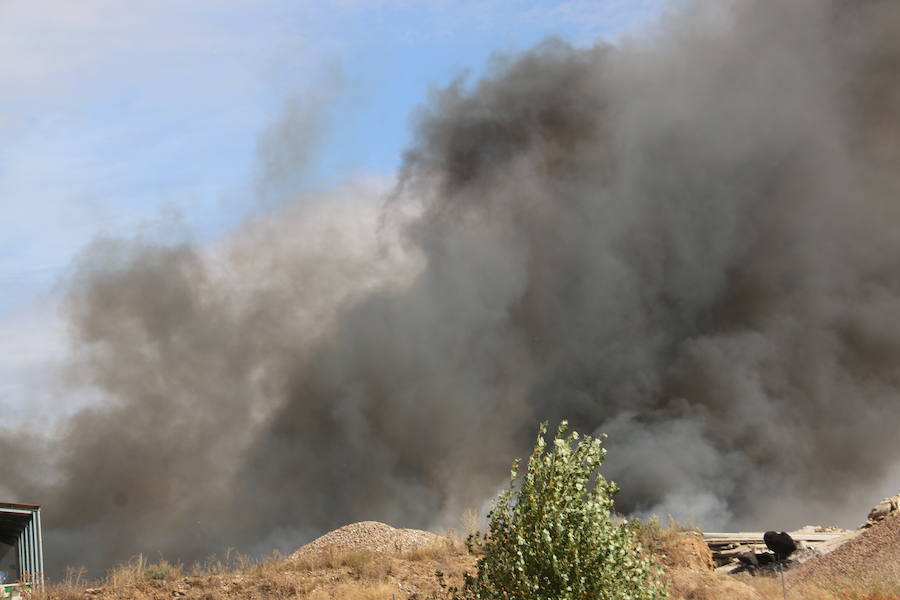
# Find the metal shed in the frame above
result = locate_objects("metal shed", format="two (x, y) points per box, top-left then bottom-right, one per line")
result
(0, 503), (43, 596)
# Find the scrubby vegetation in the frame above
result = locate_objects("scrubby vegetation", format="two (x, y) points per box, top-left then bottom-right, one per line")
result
(431, 421), (667, 600)
(29, 541), (474, 600)
(23, 522), (900, 600)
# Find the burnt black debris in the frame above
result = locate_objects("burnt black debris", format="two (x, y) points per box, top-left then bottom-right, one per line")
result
(764, 531), (797, 561)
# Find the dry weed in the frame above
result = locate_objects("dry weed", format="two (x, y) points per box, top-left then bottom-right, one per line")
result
(633, 516), (712, 571)
(460, 509), (482, 538)
(745, 575), (900, 600)
(402, 535), (465, 562)
(313, 581), (397, 600)
(36, 525), (897, 600)
(667, 568), (761, 600)
(288, 545), (396, 580)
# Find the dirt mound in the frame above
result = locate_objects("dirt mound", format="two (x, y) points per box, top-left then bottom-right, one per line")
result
(290, 521), (440, 558)
(653, 531), (714, 571)
(789, 510), (900, 589)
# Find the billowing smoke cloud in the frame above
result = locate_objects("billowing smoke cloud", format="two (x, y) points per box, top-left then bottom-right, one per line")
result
(4, 0), (900, 575)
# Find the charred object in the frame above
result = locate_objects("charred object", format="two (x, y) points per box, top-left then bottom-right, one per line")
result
(763, 531), (796, 561)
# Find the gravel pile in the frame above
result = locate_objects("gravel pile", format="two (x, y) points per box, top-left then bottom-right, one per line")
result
(290, 521), (440, 559)
(789, 511), (900, 588)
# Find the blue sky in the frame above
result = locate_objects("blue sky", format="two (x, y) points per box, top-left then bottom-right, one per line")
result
(0, 1), (667, 415)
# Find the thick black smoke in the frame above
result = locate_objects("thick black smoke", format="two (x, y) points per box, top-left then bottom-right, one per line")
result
(3, 0), (900, 575)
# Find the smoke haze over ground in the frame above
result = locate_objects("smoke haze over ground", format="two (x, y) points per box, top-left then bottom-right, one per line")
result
(3, 0), (900, 575)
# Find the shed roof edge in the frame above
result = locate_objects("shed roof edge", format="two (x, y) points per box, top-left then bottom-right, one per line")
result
(0, 502), (40, 511)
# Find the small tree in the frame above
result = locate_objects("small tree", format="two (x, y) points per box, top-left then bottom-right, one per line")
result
(447, 421), (666, 600)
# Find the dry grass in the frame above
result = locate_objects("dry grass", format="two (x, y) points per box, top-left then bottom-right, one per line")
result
(26, 534), (474, 600)
(23, 520), (898, 600)
(315, 581), (398, 600)
(667, 568), (762, 600)
(460, 509), (481, 539)
(632, 516), (712, 571)
(665, 569), (900, 600)
(103, 555), (186, 588)
(743, 575), (900, 600)
(401, 532), (467, 562)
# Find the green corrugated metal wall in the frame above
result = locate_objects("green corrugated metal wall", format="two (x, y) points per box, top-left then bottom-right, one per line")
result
(0, 505), (43, 594)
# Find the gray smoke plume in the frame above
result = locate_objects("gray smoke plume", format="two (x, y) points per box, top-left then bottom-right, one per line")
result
(3, 0), (900, 575)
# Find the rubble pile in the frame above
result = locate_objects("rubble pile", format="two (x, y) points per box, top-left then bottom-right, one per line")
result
(290, 521), (440, 559)
(705, 526), (854, 575)
(711, 539), (820, 575)
(861, 493), (900, 528)
(705, 492), (900, 579)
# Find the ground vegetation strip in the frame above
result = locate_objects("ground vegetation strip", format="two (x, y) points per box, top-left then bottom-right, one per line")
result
(26, 516), (900, 600)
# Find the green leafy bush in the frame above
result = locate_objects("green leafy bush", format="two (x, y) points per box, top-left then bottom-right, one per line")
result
(439, 421), (667, 600)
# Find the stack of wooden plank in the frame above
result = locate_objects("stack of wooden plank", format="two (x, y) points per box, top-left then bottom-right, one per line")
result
(702, 530), (853, 573)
